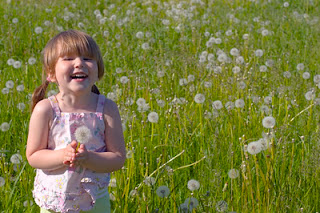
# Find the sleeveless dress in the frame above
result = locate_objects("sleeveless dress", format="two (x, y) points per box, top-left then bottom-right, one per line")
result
(33, 95), (110, 213)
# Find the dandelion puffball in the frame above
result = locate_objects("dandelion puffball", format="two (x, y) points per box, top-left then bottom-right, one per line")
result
(262, 116), (276, 128)
(194, 93), (205, 104)
(156, 185), (170, 198)
(147, 112), (159, 123)
(74, 126), (92, 144)
(187, 179), (200, 191)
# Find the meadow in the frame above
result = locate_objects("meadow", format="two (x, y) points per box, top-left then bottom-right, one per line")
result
(0, 0), (320, 212)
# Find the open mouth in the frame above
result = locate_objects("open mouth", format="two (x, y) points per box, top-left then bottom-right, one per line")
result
(70, 73), (88, 80)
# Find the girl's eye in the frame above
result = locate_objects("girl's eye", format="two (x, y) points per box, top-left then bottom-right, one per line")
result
(63, 57), (73, 61)
(83, 57), (92, 61)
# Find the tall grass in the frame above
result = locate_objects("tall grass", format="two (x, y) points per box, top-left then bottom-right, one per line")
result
(0, 0), (319, 212)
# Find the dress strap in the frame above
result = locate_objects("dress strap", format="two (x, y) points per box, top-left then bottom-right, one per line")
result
(48, 96), (61, 117)
(96, 95), (106, 113)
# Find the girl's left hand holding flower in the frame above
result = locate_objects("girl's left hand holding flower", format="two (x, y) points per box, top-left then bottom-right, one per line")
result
(74, 144), (89, 166)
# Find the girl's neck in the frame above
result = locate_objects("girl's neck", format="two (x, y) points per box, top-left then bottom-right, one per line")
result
(55, 92), (99, 113)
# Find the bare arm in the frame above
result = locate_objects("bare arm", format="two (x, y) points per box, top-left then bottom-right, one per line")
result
(26, 100), (75, 170)
(75, 99), (126, 173)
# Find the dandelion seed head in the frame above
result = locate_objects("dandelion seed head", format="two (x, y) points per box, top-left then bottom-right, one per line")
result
(148, 112), (159, 123)
(236, 56), (244, 64)
(261, 29), (269, 36)
(6, 80), (14, 89)
(13, 61), (21, 69)
(216, 200), (228, 212)
(235, 99), (245, 108)
(184, 197), (199, 209)
(194, 94), (205, 104)
(74, 126), (92, 144)
(247, 141), (262, 155)
(225, 101), (235, 110)
(262, 116), (276, 128)
(296, 63), (305, 71)
(187, 179), (200, 191)
(7, 58), (14, 66)
(1, 122), (10, 132)
(120, 76), (129, 84)
(156, 185), (170, 198)
(179, 78), (188, 86)
(212, 100), (223, 110)
(283, 71), (291, 78)
(35, 26), (43, 34)
(283, 2), (289, 7)
(260, 65), (267, 72)
(17, 103), (26, 111)
(28, 57), (36, 65)
(313, 75), (320, 83)
(305, 91), (315, 100)
(302, 72), (310, 79)
(143, 177), (156, 186)
(255, 49), (264, 57)
(228, 169), (239, 179)
(10, 153), (22, 164)
(109, 178), (117, 187)
(0, 177), (5, 187)
(16, 84), (24, 92)
(2, 88), (9, 95)
(230, 48), (240, 56)
(23, 200), (33, 207)
(242, 33), (249, 40)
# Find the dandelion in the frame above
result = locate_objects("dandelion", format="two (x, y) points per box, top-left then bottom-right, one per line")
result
(266, 59), (274, 67)
(188, 75), (195, 82)
(194, 94), (205, 104)
(17, 103), (26, 111)
(212, 100), (223, 110)
(260, 105), (271, 114)
(262, 116), (276, 128)
(6, 80), (14, 89)
(16, 84), (24, 92)
(283, 71), (291, 78)
(255, 49), (264, 57)
(141, 42), (150, 50)
(260, 65), (267, 72)
(258, 138), (269, 150)
(187, 179), (200, 191)
(261, 29), (269, 36)
(204, 81), (212, 88)
(216, 200), (228, 212)
(157, 70), (165, 77)
(136, 98), (146, 106)
(235, 56), (244, 64)
(247, 141), (262, 155)
(148, 112), (159, 123)
(126, 150), (133, 159)
(207, 53), (215, 62)
(225, 101), (235, 110)
(12, 18), (18, 23)
(228, 169), (239, 179)
(74, 126), (92, 144)
(235, 99), (245, 108)
(184, 197), (199, 210)
(109, 192), (116, 201)
(120, 76), (129, 84)
(302, 72), (310, 79)
(242, 34), (249, 40)
(238, 81), (246, 89)
(230, 48), (240, 56)
(7, 58), (14, 66)
(1, 122), (10, 132)
(157, 99), (165, 107)
(232, 66), (241, 74)
(13, 61), (21, 69)
(129, 189), (138, 197)
(296, 63), (305, 71)
(35, 26), (43, 34)
(28, 57), (36, 65)
(2, 88), (9, 95)
(23, 200), (33, 207)
(156, 185), (170, 198)
(179, 203), (189, 212)
(0, 177), (5, 187)
(10, 153), (23, 164)
(109, 178), (117, 187)
(305, 91), (315, 100)
(264, 96), (272, 104)
(179, 78), (188, 86)
(217, 53), (228, 63)
(107, 92), (117, 101)
(283, 2), (289, 7)
(215, 38), (222, 44)
(143, 177), (156, 186)
(313, 75), (320, 83)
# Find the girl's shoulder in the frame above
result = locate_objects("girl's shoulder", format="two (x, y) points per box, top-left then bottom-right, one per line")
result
(102, 97), (120, 117)
(32, 98), (54, 119)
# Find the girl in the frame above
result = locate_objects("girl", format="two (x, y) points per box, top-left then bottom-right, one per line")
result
(26, 30), (126, 213)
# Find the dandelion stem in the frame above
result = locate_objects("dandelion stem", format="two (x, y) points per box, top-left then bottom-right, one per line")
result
(289, 104), (314, 123)
(173, 156), (206, 172)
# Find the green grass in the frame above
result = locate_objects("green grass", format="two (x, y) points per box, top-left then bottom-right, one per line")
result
(0, 0), (320, 212)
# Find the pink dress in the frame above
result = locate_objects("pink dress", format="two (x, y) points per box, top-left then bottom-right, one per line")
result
(33, 95), (110, 213)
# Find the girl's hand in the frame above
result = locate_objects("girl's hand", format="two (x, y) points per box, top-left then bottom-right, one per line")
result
(74, 144), (89, 166)
(63, 141), (77, 167)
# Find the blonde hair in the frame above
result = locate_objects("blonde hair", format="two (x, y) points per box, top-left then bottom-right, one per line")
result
(31, 30), (104, 111)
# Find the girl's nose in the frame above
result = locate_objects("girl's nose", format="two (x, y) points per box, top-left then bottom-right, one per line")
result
(74, 57), (84, 68)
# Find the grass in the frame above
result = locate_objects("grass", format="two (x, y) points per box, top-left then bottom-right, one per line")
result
(0, 0), (320, 212)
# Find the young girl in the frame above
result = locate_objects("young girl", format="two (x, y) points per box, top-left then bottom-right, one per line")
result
(26, 30), (126, 213)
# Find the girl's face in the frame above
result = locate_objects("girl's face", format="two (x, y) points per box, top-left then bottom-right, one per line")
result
(52, 52), (98, 95)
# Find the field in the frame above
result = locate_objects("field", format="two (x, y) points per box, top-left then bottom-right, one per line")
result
(0, 0), (320, 212)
